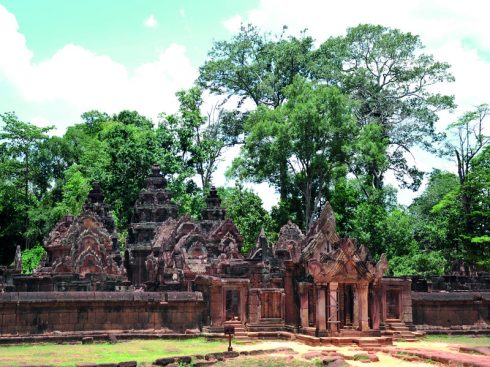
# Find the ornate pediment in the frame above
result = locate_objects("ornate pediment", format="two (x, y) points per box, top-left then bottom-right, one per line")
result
(38, 210), (125, 279)
(307, 237), (388, 283)
(210, 219), (244, 249)
(274, 221), (305, 263)
(302, 202), (340, 262)
(248, 228), (275, 262)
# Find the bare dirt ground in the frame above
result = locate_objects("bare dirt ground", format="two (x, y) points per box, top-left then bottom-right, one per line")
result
(230, 337), (490, 366)
(234, 340), (431, 366)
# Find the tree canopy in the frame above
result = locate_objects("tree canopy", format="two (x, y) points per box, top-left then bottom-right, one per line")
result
(1, 23), (488, 276)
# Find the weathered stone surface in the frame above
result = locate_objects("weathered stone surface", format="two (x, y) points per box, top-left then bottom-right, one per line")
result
(193, 360), (216, 367)
(222, 351), (239, 358)
(303, 351), (323, 360)
(15, 182), (126, 293)
(205, 353), (224, 361)
(154, 357), (175, 366)
(126, 164), (179, 286)
(322, 358), (349, 367)
(117, 362), (137, 367)
(174, 356), (192, 364)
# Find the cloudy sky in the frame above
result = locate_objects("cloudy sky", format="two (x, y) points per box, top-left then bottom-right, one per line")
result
(0, 0), (489, 208)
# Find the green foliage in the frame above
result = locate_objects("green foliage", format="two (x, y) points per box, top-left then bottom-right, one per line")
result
(231, 77), (356, 229)
(199, 24), (314, 108)
(55, 164), (91, 217)
(314, 24), (454, 190)
(21, 243), (46, 274)
(26, 164), (91, 243)
(0, 113), (53, 258)
(219, 185), (276, 254)
(159, 86), (229, 191)
(461, 146), (490, 266)
(411, 170), (459, 217)
(390, 250), (447, 277)
(97, 120), (157, 227)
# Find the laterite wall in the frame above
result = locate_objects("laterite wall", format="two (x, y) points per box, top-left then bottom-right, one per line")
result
(412, 291), (490, 328)
(0, 292), (204, 335)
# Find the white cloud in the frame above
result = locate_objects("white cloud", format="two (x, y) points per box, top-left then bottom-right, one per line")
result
(143, 14), (158, 28)
(223, 15), (242, 33)
(0, 5), (196, 132)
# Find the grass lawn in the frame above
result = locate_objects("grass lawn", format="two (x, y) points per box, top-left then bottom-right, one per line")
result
(0, 338), (225, 367)
(423, 334), (490, 347)
(1, 335), (489, 367)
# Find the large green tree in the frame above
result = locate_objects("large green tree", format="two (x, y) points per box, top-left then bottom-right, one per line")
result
(444, 104), (489, 221)
(198, 25), (314, 109)
(0, 113), (52, 250)
(314, 24), (455, 190)
(461, 146), (490, 264)
(231, 77), (356, 229)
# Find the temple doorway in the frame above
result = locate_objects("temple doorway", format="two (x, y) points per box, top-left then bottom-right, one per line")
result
(225, 289), (240, 320)
(386, 289), (400, 319)
(341, 284), (355, 328)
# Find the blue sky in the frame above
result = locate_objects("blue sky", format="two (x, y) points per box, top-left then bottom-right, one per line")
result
(0, 0), (489, 207)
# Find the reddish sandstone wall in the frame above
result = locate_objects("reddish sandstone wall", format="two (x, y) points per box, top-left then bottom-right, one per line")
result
(0, 292), (204, 335)
(412, 292), (490, 328)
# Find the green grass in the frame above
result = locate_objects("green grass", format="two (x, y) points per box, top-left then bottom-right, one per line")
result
(423, 334), (490, 347)
(215, 356), (318, 367)
(0, 338), (225, 367)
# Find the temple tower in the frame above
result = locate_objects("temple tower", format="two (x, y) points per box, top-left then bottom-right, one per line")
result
(126, 164), (179, 285)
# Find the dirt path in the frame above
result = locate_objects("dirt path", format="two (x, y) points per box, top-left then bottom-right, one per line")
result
(233, 339), (490, 366)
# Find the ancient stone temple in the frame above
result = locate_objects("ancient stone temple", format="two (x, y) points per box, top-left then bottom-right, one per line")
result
(2, 165), (487, 339)
(126, 164), (179, 285)
(13, 182), (127, 291)
(0, 165), (460, 338)
(145, 185), (244, 292)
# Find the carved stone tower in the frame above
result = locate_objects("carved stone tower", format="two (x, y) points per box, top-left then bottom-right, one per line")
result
(126, 164), (179, 285)
(83, 182), (119, 259)
(200, 186), (226, 232)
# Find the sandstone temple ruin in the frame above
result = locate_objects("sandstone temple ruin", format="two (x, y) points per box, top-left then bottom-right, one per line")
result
(0, 165), (488, 340)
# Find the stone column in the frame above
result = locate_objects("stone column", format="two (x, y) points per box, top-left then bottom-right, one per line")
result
(358, 282), (369, 331)
(352, 285), (359, 329)
(316, 284), (327, 336)
(371, 283), (381, 330)
(299, 282), (309, 329)
(284, 262), (299, 327)
(210, 282), (223, 327)
(248, 289), (260, 324)
(281, 291), (286, 320)
(240, 285), (248, 322)
(328, 282), (339, 333)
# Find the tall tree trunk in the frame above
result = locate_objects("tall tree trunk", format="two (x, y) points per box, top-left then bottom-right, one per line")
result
(279, 159), (288, 201)
(24, 149), (29, 249)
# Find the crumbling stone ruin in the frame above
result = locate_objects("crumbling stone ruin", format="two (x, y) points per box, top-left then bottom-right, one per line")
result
(0, 165), (488, 337)
(13, 182), (127, 291)
(126, 164), (179, 285)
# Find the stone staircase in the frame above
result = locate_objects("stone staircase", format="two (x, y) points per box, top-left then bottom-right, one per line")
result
(223, 320), (248, 340)
(382, 319), (419, 341)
